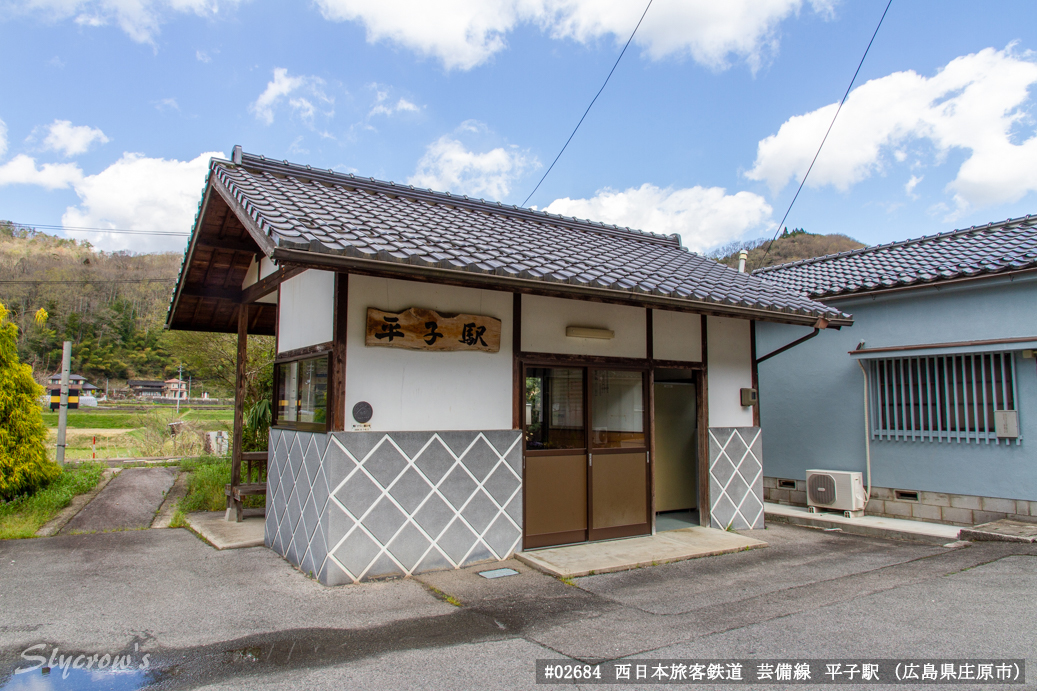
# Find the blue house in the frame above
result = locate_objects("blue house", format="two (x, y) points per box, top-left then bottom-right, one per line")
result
(753, 216), (1037, 526)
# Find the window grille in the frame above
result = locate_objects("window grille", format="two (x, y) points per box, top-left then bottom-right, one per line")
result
(869, 352), (1020, 445)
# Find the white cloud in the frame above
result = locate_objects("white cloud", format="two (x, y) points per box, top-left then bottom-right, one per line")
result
(747, 46), (1037, 215)
(0, 154), (83, 189)
(154, 97), (180, 112)
(314, 0), (830, 71)
(409, 130), (536, 200)
(195, 49), (211, 62)
(12, 0), (240, 44)
(544, 184), (772, 253)
(250, 68), (333, 126)
(61, 151), (220, 251)
(905, 174), (922, 199)
(42, 119), (109, 156)
(369, 97), (420, 118)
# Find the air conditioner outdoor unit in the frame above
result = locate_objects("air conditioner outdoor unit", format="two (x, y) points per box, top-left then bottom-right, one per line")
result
(805, 469), (865, 518)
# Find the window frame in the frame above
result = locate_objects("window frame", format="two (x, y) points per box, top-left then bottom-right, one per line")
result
(272, 352), (331, 433)
(869, 351), (1020, 445)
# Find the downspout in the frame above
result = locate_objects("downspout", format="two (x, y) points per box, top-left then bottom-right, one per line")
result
(856, 358), (873, 507)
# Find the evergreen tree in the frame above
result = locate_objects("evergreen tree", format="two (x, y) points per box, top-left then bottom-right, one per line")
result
(0, 301), (59, 500)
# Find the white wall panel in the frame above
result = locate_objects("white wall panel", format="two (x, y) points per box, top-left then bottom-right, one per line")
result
(345, 275), (513, 431)
(707, 316), (754, 427)
(277, 270), (335, 353)
(653, 309), (702, 362)
(522, 295), (646, 358)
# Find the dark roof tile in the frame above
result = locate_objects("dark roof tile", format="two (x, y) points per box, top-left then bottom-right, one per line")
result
(754, 217), (1037, 299)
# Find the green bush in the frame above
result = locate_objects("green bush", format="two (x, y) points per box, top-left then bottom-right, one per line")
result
(0, 301), (60, 501)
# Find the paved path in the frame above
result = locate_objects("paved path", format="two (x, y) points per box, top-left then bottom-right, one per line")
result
(59, 466), (177, 534)
(2, 524), (1035, 690)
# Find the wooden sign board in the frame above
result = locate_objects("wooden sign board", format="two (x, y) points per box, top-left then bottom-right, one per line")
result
(365, 307), (501, 353)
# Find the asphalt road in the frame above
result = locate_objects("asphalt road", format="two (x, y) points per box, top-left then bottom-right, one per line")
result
(0, 524), (1033, 690)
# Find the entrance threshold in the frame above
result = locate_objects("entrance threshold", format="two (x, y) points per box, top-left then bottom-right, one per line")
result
(515, 526), (766, 579)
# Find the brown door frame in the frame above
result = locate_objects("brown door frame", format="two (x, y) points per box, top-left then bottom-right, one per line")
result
(652, 362), (708, 527)
(520, 354), (656, 547)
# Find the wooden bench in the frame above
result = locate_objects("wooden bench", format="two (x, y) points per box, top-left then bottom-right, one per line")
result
(226, 451), (269, 522)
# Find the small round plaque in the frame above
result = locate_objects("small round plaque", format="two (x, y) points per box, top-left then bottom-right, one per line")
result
(352, 401), (373, 424)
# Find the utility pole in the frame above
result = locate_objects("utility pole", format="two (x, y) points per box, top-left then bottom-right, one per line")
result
(177, 363), (183, 413)
(55, 341), (71, 466)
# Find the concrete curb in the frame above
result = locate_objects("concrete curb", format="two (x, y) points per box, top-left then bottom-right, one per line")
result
(184, 511), (266, 550)
(35, 468), (121, 537)
(766, 511), (952, 545)
(151, 472), (188, 529)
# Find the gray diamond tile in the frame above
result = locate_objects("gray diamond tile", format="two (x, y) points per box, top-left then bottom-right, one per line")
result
(711, 456), (736, 487)
(388, 431), (434, 460)
(364, 552), (404, 580)
(482, 514), (521, 558)
(388, 467), (433, 515)
(334, 471), (382, 518)
(333, 529), (381, 579)
(413, 548), (453, 574)
(413, 493), (456, 540)
(482, 430), (521, 457)
(438, 518), (477, 564)
(362, 498), (408, 545)
(413, 437), (457, 485)
(461, 491), (498, 534)
(438, 431), (478, 457)
(483, 464), (520, 506)
(439, 466), (478, 511)
(504, 494), (522, 527)
(363, 440), (409, 488)
(460, 436), (499, 482)
(322, 437), (359, 487)
(303, 436), (322, 487)
(338, 431), (386, 463)
(387, 522), (431, 573)
(711, 493), (738, 530)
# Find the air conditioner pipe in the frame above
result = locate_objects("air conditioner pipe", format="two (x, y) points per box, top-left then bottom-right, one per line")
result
(856, 359), (873, 506)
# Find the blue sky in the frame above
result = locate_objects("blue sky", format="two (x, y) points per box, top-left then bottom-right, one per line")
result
(2, 0), (1037, 255)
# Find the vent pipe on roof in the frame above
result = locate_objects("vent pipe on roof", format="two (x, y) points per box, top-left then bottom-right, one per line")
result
(232, 145), (242, 164)
(737, 250), (748, 273)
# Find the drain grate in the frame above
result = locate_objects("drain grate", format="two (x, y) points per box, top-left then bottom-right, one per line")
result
(478, 568), (519, 579)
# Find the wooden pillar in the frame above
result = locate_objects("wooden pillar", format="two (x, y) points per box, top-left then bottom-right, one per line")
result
(330, 273), (348, 431)
(512, 293), (522, 430)
(646, 308), (656, 533)
(230, 303), (248, 521)
(698, 314), (710, 527)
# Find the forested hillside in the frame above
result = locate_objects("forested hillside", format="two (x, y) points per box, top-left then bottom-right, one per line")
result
(0, 221), (181, 383)
(708, 228), (866, 274)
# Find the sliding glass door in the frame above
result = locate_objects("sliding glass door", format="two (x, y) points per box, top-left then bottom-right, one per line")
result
(523, 364), (650, 549)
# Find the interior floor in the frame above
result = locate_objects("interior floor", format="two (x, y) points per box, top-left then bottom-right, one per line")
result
(655, 509), (699, 532)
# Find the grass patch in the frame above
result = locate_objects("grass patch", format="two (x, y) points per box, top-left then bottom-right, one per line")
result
(424, 584), (462, 607)
(177, 456), (264, 513)
(42, 411), (140, 429)
(0, 463), (106, 539)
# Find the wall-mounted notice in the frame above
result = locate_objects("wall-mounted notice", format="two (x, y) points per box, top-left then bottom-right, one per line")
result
(365, 307), (501, 353)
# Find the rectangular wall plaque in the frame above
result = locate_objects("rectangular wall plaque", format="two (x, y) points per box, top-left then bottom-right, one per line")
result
(366, 307), (501, 353)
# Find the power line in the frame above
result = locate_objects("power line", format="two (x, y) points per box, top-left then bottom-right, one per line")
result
(521, 0), (653, 208)
(6, 221), (190, 237)
(760, 0), (893, 265)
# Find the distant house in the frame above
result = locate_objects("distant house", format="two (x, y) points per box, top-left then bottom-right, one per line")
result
(163, 379), (188, 399)
(754, 216), (1037, 527)
(127, 380), (165, 398)
(47, 373), (97, 392)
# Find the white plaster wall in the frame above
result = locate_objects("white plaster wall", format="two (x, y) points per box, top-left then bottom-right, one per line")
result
(241, 256), (279, 304)
(522, 295), (646, 358)
(346, 275), (513, 431)
(277, 270), (335, 353)
(653, 309), (702, 362)
(706, 316), (754, 427)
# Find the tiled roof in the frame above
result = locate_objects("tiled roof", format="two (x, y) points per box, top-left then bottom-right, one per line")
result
(754, 216), (1037, 299)
(198, 152), (849, 324)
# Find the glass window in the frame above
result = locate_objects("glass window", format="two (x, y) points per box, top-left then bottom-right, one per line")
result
(525, 368), (584, 450)
(591, 370), (645, 449)
(275, 356), (328, 430)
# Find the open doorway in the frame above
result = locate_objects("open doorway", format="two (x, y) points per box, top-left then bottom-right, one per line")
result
(653, 368), (699, 532)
